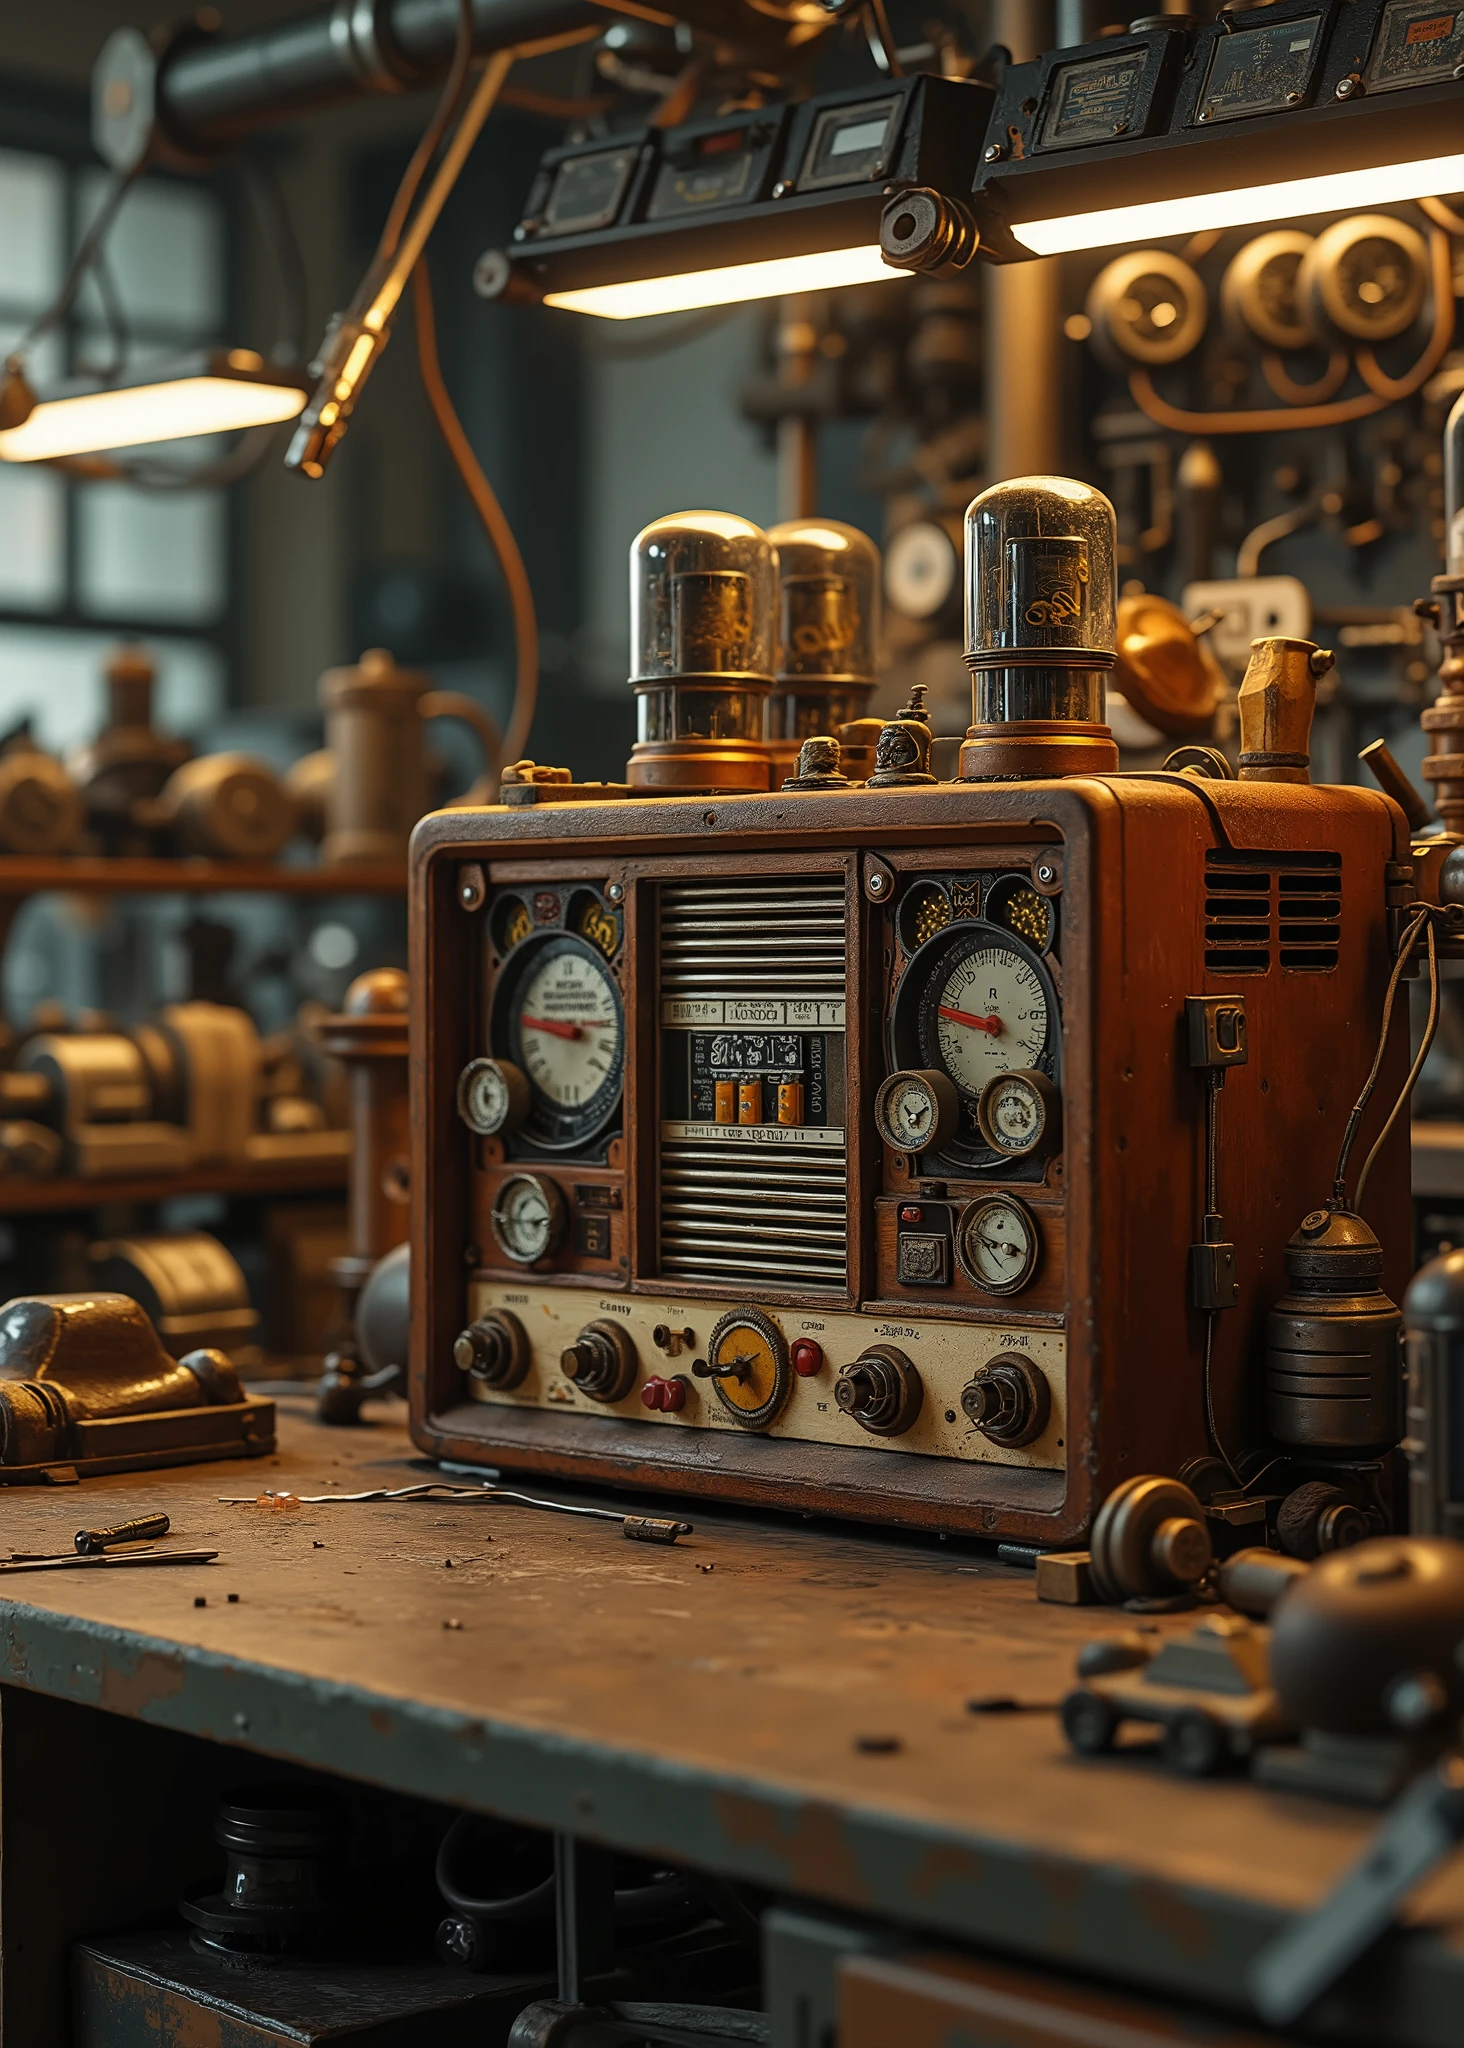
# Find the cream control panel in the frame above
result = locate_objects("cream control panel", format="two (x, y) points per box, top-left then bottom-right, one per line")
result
(459, 1283), (1066, 1472)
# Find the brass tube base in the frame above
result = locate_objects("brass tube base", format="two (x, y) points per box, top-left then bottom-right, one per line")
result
(958, 722), (1119, 782)
(626, 741), (773, 793)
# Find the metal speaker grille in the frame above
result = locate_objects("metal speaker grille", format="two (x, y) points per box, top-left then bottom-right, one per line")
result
(1203, 852), (1341, 975)
(658, 875), (848, 1291)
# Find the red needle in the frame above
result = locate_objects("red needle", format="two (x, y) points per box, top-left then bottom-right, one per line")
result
(939, 1004), (1002, 1036)
(521, 1014), (581, 1040)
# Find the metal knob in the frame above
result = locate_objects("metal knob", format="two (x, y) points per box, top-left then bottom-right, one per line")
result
(452, 1309), (529, 1390)
(560, 1320), (637, 1404)
(960, 1354), (1051, 1448)
(834, 1346), (923, 1437)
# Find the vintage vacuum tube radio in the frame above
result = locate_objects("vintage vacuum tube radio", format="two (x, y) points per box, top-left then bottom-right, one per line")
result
(409, 482), (1411, 1546)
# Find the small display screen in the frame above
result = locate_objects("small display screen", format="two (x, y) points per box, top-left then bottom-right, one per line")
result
(1366, 0), (1464, 89)
(542, 147), (639, 236)
(1196, 12), (1324, 121)
(799, 96), (902, 190)
(647, 139), (755, 220)
(1037, 47), (1148, 150)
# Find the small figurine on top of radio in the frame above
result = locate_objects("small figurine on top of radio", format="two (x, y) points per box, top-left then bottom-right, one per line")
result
(407, 474), (1417, 1556)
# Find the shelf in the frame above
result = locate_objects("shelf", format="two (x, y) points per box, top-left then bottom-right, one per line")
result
(0, 856), (407, 896)
(0, 1155), (349, 1214)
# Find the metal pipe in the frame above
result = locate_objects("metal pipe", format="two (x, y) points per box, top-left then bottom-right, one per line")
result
(148, 0), (828, 154)
(155, 0), (599, 149)
(983, 0), (1059, 480)
(1445, 387), (1464, 578)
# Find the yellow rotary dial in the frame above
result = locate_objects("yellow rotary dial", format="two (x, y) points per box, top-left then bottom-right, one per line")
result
(695, 1308), (791, 1432)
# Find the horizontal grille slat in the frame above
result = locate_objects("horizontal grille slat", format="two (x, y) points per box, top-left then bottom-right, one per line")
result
(659, 874), (847, 1291)
(1205, 852), (1341, 976)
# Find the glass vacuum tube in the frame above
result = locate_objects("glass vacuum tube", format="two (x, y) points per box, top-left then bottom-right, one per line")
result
(766, 520), (880, 783)
(960, 476), (1119, 781)
(627, 511), (776, 791)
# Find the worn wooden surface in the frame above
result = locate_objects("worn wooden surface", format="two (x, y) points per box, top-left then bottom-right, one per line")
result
(1, 1402), (1461, 2043)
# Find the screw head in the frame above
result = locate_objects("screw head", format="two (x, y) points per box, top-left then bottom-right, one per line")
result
(771, 179), (792, 199)
(868, 871), (887, 894)
(1035, 861), (1057, 886)
(1335, 73), (1361, 99)
(605, 880), (624, 903)
(983, 142), (1004, 164)
(1285, 90), (1304, 106)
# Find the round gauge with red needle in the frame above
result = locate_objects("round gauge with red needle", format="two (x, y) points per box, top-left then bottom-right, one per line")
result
(890, 918), (1058, 1170)
(492, 933), (624, 1151)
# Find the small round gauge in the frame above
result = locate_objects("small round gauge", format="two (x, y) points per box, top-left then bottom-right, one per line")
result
(884, 520), (960, 625)
(489, 1173), (567, 1266)
(456, 1057), (529, 1137)
(977, 1068), (1061, 1161)
(695, 1307), (790, 1432)
(1085, 249), (1207, 369)
(493, 933), (625, 1151)
(956, 1196), (1041, 1296)
(874, 1068), (959, 1156)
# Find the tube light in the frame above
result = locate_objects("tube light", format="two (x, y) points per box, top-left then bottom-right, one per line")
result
(544, 242), (899, 320)
(0, 352), (308, 464)
(1012, 150), (1464, 258)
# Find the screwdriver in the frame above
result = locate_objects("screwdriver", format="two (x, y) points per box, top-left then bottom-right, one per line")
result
(9, 1512), (172, 1564)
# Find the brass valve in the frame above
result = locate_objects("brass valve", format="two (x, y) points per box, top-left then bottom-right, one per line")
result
(1237, 637), (1334, 785)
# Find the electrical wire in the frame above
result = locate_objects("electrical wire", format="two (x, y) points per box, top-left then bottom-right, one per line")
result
(411, 254), (537, 775)
(243, 153), (309, 366)
(1356, 912), (1442, 1210)
(6, 161), (140, 371)
(1333, 903), (1431, 1206)
(1128, 226), (1456, 436)
(1260, 348), (1349, 407)
(376, 0), (477, 266)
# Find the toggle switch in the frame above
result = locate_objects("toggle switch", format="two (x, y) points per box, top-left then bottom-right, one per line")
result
(641, 1374), (689, 1412)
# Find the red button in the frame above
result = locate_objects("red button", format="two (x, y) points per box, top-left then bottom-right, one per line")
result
(660, 1376), (688, 1412)
(900, 1205), (922, 1224)
(791, 1339), (824, 1377)
(641, 1377), (667, 1411)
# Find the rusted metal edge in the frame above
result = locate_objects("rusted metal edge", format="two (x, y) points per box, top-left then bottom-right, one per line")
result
(1, 1606), (1458, 2046)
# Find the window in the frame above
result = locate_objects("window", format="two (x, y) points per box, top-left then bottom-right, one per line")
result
(0, 142), (229, 748)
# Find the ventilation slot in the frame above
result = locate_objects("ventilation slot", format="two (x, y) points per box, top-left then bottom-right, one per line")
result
(658, 874), (847, 1292)
(1204, 853), (1341, 975)
(1278, 866), (1341, 971)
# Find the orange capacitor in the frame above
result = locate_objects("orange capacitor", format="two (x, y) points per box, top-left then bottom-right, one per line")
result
(738, 1079), (763, 1125)
(777, 1080), (804, 1126)
(714, 1080), (737, 1125)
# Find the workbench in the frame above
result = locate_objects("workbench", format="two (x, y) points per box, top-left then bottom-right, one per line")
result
(1, 1401), (1460, 2046)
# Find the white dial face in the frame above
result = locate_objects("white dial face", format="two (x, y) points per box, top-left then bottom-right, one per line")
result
(986, 1074), (1044, 1154)
(959, 1198), (1038, 1294)
(493, 1175), (560, 1263)
(461, 1059), (510, 1135)
(933, 945), (1048, 1098)
(516, 948), (622, 1111)
(885, 1076), (938, 1148)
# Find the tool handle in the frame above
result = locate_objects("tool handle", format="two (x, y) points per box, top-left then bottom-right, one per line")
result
(75, 1512), (171, 1555)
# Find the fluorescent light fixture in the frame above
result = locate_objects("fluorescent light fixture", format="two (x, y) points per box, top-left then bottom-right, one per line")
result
(544, 242), (898, 320)
(0, 350), (308, 464)
(1012, 150), (1464, 258)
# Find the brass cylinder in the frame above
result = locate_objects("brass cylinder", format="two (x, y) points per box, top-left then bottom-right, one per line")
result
(1236, 636), (1330, 784)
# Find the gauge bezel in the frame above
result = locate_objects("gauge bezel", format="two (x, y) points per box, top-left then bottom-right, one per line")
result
(456, 1056), (529, 1138)
(954, 1195), (1041, 1297)
(890, 917), (1060, 1172)
(704, 1306), (791, 1433)
(976, 1066), (1061, 1161)
(489, 1171), (568, 1267)
(491, 929), (625, 1153)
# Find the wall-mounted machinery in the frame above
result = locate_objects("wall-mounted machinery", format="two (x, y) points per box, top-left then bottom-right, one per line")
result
(409, 478), (1414, 1546)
